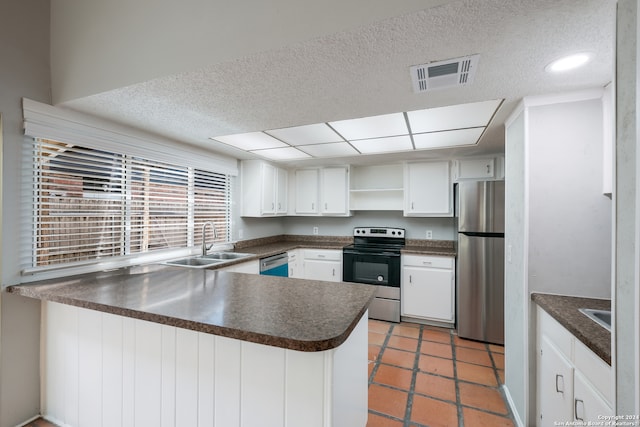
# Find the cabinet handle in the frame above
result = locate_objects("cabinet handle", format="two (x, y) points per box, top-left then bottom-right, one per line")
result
(332, 268), (335, 276)
(555, 374), (564, 394)
(272, 202), (275, 210)
(423, 261), (432, 265)
(411, 202), (414, 210)
(487, 164), (491, 174)
(312, 203), (315, 210)
(574, 399), (584, 421)
(409, 275), (412, 283)
(325, 202), (328, 210)
(318, 254), (325, 258)
(278, 202), (281, 210)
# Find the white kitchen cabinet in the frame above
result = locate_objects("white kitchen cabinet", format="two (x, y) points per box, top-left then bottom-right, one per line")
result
(453, 158), (495, 180)
(288, 250), (302, 278)
(538, 335), (574, 424)
(302, 249), (342, 282)
(294, 169), (319, 214)
(536, 306), (613, 426)
(349, 164), (404, 211)
(241, 160), (288, 217)
(401, 255), (454, 324)
(404, 161), (452, 217)
(294, 167), (349, 216)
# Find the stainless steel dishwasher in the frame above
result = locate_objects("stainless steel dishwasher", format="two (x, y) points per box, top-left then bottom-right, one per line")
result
(259, 253), (289, 277)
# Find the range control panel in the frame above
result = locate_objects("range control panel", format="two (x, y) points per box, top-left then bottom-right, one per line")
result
(353, 227), (405, 238)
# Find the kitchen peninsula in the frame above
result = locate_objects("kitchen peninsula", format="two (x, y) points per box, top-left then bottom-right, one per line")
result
(8, 265), (375, 427)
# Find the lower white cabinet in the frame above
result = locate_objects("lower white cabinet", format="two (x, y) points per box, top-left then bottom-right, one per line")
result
(288, 250), (302, 278)
(302, 249), (342, 282)
(401, 255), (454, 324)
(536, 306), (613, 425)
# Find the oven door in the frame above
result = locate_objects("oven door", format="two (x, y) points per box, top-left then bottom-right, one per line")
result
(342, 249), (401, 288)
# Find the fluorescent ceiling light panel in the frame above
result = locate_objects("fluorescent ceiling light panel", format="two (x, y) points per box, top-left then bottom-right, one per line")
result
(329, 113), (408, 140)
(212, 132), (287, 151)
(266, 123), (343, 146)
(413, 127), (485, 149)
(350, 135), (413, 154)
(298, 142), (359, 158)
(407, 99), (501, 133)
(251, 147), (311, 161)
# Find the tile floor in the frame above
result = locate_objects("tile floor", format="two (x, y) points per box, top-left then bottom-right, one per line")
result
(367, 319), (514, 427)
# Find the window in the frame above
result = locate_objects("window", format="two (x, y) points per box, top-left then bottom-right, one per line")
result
(29, 138), (231, 268)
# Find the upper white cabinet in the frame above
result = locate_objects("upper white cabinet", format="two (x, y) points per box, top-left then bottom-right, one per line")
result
(294, 166), (350, 216)
(241, 160), (288, 217)
(349, 164), (404, 211)
(404, 161), (453, 217)
(453, 157), (505, 181)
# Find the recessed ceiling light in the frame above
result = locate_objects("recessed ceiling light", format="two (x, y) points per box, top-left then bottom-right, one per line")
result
(545, 53), (592, 73)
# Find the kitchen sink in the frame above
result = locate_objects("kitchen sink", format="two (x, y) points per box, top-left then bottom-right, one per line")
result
(164, 252), (253, 268)
(579, 308), (612, 332)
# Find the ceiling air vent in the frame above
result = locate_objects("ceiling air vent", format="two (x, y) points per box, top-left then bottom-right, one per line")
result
(410, 54), (480, 93)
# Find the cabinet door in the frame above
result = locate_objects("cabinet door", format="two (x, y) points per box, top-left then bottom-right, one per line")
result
(405, 162), (452, 216)
(321, 167), (348, 215)
(261, 163), (276, 214)
(401, 266), (453, 322)
(573, 371), (612, 423)
(538, 336), (574, 425)
(454, 158), (495, 180)
(295, 169), (319, 214)
(276, 167), (288, 214)
(303, 260), (341, 282)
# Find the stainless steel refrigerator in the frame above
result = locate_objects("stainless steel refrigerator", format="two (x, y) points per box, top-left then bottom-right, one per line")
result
(456, 180), (505, 345)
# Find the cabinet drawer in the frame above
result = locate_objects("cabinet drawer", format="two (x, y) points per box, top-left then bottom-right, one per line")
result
(403, 254), (453, 269)
(574, 339), (612, 404)
(304, 249), (341, 261)
(538, 307), (573, 360)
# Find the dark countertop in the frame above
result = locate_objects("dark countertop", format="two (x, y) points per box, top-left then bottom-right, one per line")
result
(8, 265), (376, 352)
(532, 293), (611, 365)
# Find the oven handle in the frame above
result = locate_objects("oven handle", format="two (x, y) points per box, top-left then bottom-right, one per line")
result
(343, 249), (401, 257)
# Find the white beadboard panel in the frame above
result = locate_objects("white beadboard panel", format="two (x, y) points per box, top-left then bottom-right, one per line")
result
(41, 302), (368, 427)
(198, 333), (215, 427)
(160, 325), (177, 427)
(134, 320), (163, 427)
(285, 350), (326, 427)
(332, 313), (368, 427)
(122, 317), (136, 427)
(175, 328), (199, 427)
(102, 312), (123, 427)
(78, 309), (103, 427)
(43, 302), (64, 423)
(214, 336), (242, 426)
(240, 342), (286, 427)
(62, 304), (80, 427)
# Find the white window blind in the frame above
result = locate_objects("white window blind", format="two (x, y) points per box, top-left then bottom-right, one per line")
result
(27, 138), (231, 270)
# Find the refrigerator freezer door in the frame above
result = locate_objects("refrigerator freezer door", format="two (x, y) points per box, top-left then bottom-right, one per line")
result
(457, 181), (505, 233)
(457, 233), (505, 344)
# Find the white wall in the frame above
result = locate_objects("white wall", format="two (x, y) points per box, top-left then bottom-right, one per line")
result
(50, 0), (441, 103)
(0, 1), (50, 424)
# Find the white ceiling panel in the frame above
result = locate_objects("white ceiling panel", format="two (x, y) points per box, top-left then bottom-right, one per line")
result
(350, 135), (413, 154)
(407, 100), (502, 134)
(298, 142), (359, 157)
(266, 123), (343, 146)
(251, 146), (312, 161)
(212, 132), (287, 151)
(413, 127), (485, 150)
(329, 113), (408, 141)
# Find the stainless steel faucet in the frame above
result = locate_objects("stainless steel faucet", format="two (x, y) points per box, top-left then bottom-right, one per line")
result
(202, 221), (217, 256)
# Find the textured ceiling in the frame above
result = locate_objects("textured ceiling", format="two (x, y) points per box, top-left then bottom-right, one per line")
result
(60, 0), (616, 167)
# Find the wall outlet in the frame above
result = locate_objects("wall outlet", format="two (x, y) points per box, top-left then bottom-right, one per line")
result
(426, 230), (433, 239)
(313, 226), (319, 235)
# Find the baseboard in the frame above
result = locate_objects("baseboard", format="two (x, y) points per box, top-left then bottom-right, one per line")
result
(501, 384), (525, 427)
